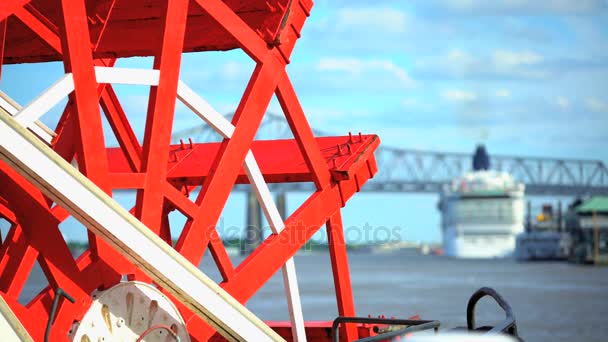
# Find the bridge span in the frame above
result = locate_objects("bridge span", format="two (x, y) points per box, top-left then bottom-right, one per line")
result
(173, 113), (608, 197)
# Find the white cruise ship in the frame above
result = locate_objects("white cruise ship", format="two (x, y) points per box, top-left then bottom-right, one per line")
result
(438, 147), (525, 258)
(440, 170), (524, 258)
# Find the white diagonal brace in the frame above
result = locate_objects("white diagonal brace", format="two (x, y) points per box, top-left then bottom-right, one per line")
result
(0, 111), (283, 342)
(12, 73), (74, 129)
(0, 66), (161, 144)
(0, 295), (34, 342)
(177, 81), (307, 342)
(94, 66), (160, 86)
(243, 154), (307, 342)
(0, 90), (55, 144)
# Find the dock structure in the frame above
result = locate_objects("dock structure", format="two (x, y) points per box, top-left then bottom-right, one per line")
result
(0, 1), (380, 341)
(573, 197), (608, 264)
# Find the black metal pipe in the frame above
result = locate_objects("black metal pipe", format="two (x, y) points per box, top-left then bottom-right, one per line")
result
(45, 288), (75, 342)
(332, 316), (440, 342)
(356, 321), (440, 342)
(467, 287), (518, 337)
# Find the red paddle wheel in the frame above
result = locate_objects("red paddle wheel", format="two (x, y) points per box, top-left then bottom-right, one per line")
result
(0, 1), (380, 341)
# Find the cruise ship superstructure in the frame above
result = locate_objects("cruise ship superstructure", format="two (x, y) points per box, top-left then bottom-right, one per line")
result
(439, 147), (526, 258)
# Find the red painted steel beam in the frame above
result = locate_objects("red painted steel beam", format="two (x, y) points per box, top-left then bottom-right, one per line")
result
(57, 0), (109, 187)
(0, 167), (92, 340)
(91, 0), (117, 52)
(0, 19), (5, 80)
(3, 0), (300, 64)
(208, 229), (236, 281)
(163, 183), (199, 219)
(57, 0), (123, 287)
(0, 167), (84, 288)
(99, 86), (142, 171)
(159, 203), (173, 245)
(135, 0), (189, 236)
(226, 189), (341, 301)
(190, 187), (343, 339)
(0, 224), (38, 299)
(0, 196), (15, 223)
(326, 212), (358, 341)
(174, 54), (285, 265)
(191, 0), (270, 62)
(106, 135), (378, 185)
(13, 5), (62, 54)
(50, 100), (77, 159)
(0, 0), (31, 22)
(173, 184), (236, 282)
(276, 72), (332, 190)
(109, 172), (146, 189)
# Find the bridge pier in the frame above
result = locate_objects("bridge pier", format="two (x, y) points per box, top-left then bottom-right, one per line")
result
(243, 191), (287, 254)
(276, 191), (287, 222)
(243, 190), (262, 254)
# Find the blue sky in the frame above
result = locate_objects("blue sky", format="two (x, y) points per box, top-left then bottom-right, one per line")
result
(1, 0), (607, 243)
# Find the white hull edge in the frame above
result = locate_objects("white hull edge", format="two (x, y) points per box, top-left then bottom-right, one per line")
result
(443, 227), (518, 258)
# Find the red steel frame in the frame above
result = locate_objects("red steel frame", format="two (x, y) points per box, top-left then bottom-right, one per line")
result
(0, 1), (381, 341)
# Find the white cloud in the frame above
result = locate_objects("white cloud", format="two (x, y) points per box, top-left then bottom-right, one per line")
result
(557, 96), (571, 109)
(495, 89), (511, 97)
(585, 98), (608, 113)
(317, 58), (415, 87)
(493, 50), (543, 67)
(442, 89), (478, 102)
(336, 8), (408, 33)
(415, 49), (550, 80)
(439, 0), (606, 15)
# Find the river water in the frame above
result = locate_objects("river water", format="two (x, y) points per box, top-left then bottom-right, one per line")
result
(20, 249), (608, 341)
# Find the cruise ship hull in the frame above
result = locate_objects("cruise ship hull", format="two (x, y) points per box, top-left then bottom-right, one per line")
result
(443, 226), (518, 258)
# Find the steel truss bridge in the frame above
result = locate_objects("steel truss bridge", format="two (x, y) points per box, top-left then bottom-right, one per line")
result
(173, 113), (608, 196)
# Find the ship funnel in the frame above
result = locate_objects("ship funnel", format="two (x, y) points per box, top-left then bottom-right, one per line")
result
(472, 144), (490, 171)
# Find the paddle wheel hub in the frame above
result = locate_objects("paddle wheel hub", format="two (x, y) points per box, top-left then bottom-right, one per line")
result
(69, 282), (189, 342)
